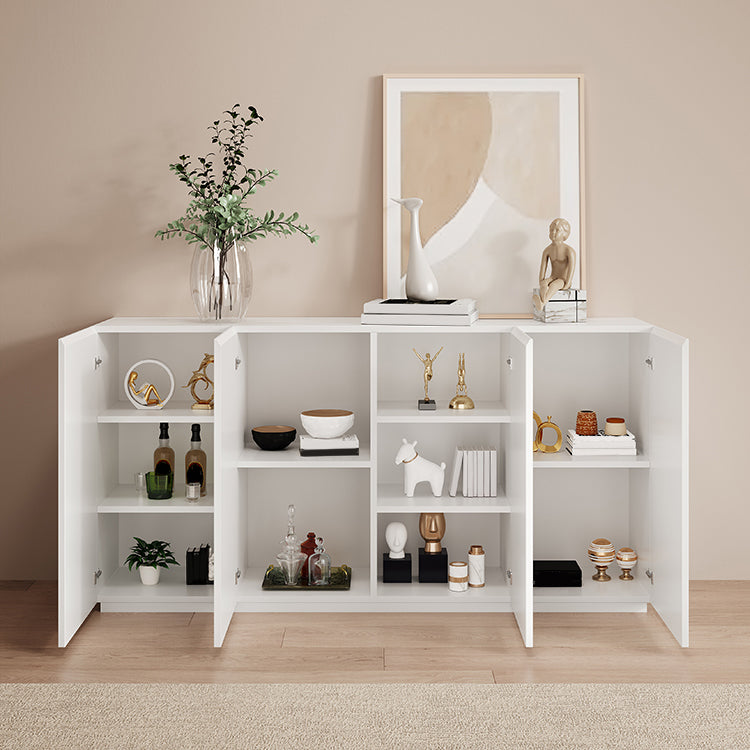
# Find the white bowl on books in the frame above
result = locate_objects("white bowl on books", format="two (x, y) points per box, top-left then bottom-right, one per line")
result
(300, 409), (354, 439)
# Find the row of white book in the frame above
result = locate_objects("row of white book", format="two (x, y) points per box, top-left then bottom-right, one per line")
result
(448, 447), (497, 498)
(566, 430), (637, 456)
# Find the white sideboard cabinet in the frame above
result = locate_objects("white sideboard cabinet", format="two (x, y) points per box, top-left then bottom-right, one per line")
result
(59, 317), (688, 648)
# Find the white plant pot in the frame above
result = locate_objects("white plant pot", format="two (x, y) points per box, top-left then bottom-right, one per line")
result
(139, 566), (160, 585)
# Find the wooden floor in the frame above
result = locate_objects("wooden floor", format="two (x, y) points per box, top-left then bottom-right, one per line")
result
(1, 581), (749, 683)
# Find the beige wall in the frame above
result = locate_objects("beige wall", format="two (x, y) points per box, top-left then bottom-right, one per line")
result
(1, 0), (748, 579)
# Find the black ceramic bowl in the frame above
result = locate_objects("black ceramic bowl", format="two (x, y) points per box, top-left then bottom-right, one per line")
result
(251, 425), (296, 451)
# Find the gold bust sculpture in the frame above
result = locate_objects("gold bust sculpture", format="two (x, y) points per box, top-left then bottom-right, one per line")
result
(532, 218), (577, 312)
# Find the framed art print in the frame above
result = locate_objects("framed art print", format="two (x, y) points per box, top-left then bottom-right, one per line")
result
(384, 75), (584, 317)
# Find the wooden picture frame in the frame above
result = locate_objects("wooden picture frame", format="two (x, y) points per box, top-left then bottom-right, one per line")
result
(383, 75), (585, 318)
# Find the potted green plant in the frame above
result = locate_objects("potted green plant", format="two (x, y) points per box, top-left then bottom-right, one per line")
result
(124, 537), (179, 586)
(155, 104), (318, 320)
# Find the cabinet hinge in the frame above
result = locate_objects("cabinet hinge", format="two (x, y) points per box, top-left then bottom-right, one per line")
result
(506, 569), (512, 584)
(235, 357), (242, 370)
(94, 356), (103, 370)
(506, 357), (513, 370)
(645, 356), (654, 370)
(645, 569), (654, 584)
(94, 569), (102, 584)
(235, 569), (242, 584)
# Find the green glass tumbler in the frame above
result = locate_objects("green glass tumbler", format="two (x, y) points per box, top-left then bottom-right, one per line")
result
(145, 471), (173, 499)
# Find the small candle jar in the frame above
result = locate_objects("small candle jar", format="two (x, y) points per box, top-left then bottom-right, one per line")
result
(605, 417), (627, 436)
(186, 483), (201, 502)
(468, 545), (485, 588)
(448, 561), (469, 592)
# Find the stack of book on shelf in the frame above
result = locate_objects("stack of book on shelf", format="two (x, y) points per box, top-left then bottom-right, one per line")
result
(186, 543), (213, 585)
(566, 430), (637, 456)
(448, 447), (497, 497)
(360, 298), (479, 326)
(299, 433), (359, 456)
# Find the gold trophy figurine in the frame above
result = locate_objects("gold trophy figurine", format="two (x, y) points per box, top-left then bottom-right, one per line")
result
(413, 346), (443, 410)
(449, 352), (475, 410)
(183, 353), (215, 410)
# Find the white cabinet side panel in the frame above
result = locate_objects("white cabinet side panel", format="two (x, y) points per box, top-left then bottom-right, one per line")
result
(213, 330), (246, 646)
(648, 328), (689, 646)
(505, 329), (533, 646)
(58, 328), (102, 646)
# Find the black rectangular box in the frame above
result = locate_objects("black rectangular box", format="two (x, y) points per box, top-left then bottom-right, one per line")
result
(383, 552), (412, 583)
(418, 547), (448, 583)
(533, 560), (582, 587)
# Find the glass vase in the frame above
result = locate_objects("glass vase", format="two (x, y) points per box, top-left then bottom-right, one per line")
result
(190, 237), (252, 321)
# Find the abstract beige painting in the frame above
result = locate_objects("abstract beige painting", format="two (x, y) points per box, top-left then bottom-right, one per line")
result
(385, 77), (582, 316)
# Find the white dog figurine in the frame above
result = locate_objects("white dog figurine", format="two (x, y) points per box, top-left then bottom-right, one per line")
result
(394, 439), (445, 497)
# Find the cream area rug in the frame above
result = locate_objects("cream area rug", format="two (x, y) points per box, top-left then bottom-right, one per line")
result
(1, 683), (748, 749)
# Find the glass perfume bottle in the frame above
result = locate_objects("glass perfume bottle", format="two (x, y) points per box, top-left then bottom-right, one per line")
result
(308, 536), (331, 586)
(276, 504), (306, 586)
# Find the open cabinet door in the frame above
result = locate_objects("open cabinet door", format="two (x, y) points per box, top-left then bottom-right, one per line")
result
(213, 329), (246, 646)
(58, 326), (102, 646)
(648, 327), (689, 646)
(506, 328), (533, 646)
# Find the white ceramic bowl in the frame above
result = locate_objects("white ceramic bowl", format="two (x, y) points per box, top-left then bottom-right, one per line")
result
(300, 409), (354, 439)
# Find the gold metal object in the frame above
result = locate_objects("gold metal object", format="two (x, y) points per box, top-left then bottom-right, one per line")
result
(413, 346), (443, 402)
(127, 371), (162, 406)
(592, 565), (611, 582)
(535, 415), (563, 453)
(449, 352), (475, 409)
(533, 412), (542, 452)
(419, 512), (446, 554)
(183, 353), (214, 410)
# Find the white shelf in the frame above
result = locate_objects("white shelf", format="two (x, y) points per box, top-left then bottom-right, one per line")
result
(376, 567), (510, 607)
(234, 566), (372, 611)
(377, 483), (510, 513)
(98, 565), (213, 611)
(236, 441), (371, 468)
(98, 407), (214, 424)
(533, 560), (649, 612)
(377, 401), (510, 423)
(97, 485), (214, 513)
(533, 452), (650, 469)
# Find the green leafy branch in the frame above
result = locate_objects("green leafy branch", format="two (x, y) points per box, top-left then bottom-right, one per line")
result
(155, 104), (318, 254)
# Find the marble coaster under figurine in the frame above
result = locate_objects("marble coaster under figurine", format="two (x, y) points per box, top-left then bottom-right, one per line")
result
(532, 288), (587, 323)
(413, 346), (443, 409)
(616, 547), (638, 580)
(587, 538), (616, 581)
(449, 353), (474, 410)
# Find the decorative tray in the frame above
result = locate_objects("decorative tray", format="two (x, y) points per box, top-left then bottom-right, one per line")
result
(261, 564), (352, 590)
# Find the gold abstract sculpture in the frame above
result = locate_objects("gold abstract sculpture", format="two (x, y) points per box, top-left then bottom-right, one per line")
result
(127, 371), (162, 407)
(532, 218), (577, 312)
(183, 353), (214, 410)
(533, 411), (542, 452)
(419, 512), (446, 554)
(413, 346), (443, 403)
(449, 352), (474, 410)
(535, 415), (563, 453)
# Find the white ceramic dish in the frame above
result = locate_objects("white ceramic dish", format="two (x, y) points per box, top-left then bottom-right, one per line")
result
(300, 409), (354, 439)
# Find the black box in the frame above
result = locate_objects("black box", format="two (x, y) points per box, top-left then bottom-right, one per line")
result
(418, 547), (448, 583)
(383, 552), (412, 583)
(533, 560), (582, 587)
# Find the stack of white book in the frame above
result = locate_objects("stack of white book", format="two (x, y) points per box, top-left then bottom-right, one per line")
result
(566, 430), (637, 456)
(360, 298), (478, 326)
(299, 433), (359, 457)
(448, 447), (497, 497)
